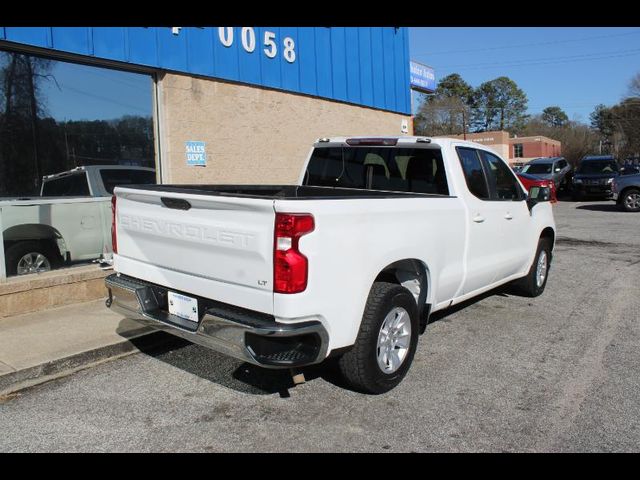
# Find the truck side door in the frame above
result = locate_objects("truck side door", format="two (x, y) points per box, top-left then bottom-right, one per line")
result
(455, 147), (510, 295)
(477, 149), (532, 279)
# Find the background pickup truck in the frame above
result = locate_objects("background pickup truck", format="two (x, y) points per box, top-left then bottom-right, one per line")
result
(1, 165), (155, 276)
(106, 136), (556, 394)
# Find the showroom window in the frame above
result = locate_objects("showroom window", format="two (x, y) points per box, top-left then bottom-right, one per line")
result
(0, 50), (157, 279)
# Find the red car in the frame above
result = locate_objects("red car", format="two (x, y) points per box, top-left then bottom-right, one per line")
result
(517, 172), (557, 203)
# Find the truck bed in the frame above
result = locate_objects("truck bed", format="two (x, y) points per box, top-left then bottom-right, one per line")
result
(122, 184), (450, 200)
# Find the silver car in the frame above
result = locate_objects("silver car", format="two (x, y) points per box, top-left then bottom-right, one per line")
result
(520, 157), (572, 191)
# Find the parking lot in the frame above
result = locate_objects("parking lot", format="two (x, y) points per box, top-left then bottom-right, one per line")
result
(1, 198), (639, 452)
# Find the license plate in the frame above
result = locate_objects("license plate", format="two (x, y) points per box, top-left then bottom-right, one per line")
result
(168, 291), (199, 323)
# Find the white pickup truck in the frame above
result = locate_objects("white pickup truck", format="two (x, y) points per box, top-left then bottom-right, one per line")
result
(0, 165), (155, 276)
(105, 136), (556, 393)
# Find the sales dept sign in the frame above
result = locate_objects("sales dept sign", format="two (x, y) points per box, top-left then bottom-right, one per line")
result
(186, 141), (206, 166)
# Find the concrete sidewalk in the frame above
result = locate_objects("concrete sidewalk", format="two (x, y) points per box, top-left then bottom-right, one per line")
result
(0, 298), (163, 395)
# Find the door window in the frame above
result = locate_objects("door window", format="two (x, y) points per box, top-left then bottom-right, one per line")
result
(479, 150), (525, 201)
(456, 147), (489, 200)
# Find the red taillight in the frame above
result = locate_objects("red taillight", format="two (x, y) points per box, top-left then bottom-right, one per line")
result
(111, 195), (117, 254)
(274, 213), (314, 294)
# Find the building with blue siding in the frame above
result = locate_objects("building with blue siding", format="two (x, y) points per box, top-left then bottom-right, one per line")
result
(0, 26), (412, 185)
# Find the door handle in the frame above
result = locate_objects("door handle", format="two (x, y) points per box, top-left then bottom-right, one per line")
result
(473, 214), (485, 223)
(504, 213), (513, 220)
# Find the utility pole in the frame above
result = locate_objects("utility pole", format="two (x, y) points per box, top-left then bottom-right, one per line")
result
(462, 109), (467, 140)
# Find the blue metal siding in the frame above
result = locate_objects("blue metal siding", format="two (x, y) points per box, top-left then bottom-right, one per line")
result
(357, 28), (374, 107)
(297, 28), (317, 96)
(93, 27), (127, 62)
(279, 27), (299, 93)
(345, 28), (361, 105)
(127, 27), (158, 66)
(156, 28), (188, 72)
(382, 28), (396, 111)
(329, 27), (348, 102)
(51, 28), (92, 56)
(259, 27), (282, 89)
(370, 28), (386, 110)
(0, 26), (410, 114)
(314, 28), (333, 99)
(186, 27), (215, 77)
(5, 27), (51, 48)
(213, 28), (240, 82)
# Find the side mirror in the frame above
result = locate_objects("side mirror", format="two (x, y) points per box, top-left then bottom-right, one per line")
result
(527, 186), (551, 211)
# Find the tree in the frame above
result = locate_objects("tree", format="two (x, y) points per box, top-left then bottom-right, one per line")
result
(433, 73), (474, 103)
(415, 95), (469, 136)
(628, 72), (640, 98)
(414, 73), (474, 136)
(589, 104), (614, 137)
(471, 76), (529, 134)
(609, 98), (640, 158)
(0, 52), (54, 195)
(522, 115), (599, 167)
(541, 106), (568, 128)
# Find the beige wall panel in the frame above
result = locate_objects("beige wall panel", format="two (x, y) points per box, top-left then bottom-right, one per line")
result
(159, 73), (412, 184)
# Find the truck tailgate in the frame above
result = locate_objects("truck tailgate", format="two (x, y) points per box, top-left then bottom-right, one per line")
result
(113, 187), (275, 314)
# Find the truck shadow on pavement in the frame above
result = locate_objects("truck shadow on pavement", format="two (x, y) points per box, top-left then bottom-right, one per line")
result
(575, 204), (622, 212)
(121, 330), (298, 397)
(119, 286), (515, 398)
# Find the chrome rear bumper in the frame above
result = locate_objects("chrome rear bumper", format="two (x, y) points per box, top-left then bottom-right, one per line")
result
(105, 273), (329, 368)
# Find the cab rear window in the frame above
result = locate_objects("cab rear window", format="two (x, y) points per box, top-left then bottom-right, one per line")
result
(304, 147), (449, 195)
(100, 169), (157, 194)
(41, 173), (90, 196)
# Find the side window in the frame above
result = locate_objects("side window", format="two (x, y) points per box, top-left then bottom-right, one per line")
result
(557, 159), (567, 169)
(456, 147), (489, 200)
(479, 150), (525, 201)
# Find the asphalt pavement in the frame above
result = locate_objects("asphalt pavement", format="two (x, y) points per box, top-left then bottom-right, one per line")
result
(1, 199), (639, 452)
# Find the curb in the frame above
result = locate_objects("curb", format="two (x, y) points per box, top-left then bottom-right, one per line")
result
(0, 330), (172, 396)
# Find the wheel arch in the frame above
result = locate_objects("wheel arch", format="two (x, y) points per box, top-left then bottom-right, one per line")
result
(540, 226), (555, 247)
(373, 258), (431, 332)
(540, 226), (555, 261)
(3, 224), (67, 258)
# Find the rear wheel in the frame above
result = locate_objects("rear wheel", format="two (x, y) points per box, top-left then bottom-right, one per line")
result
(620, 189), (640, 212)
(4, 240), (62, 276)
(511, 238), (552, 297)
(338, 282), (419, 394)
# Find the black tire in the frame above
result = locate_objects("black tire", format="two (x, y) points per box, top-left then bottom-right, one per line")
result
(4, 240), (62, 276)
(338, 282), (419, 394)
(620, 189), (640, 212)
(571, 191), (583, 202)
(511, 238), (552, 298)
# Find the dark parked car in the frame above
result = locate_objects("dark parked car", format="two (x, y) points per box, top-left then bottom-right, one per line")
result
(571, 155), (619, 201)
(520, 157), (572, 192)
(612, 172), (640, 212)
